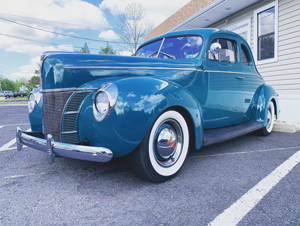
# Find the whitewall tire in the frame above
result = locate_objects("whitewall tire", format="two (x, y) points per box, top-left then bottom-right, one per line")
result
(130, 110), (190, 182)
(258, 101), (275, 136)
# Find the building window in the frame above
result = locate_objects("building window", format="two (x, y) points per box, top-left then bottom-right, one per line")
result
(254, 1), (278, 64)
(226, 19), (251, 45)
(258, 7), (275, 60)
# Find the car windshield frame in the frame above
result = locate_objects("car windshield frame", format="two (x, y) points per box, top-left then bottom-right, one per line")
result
(135, 35), (203, 60)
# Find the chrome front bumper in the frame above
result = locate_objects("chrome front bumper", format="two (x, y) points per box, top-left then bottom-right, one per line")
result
(16, 127), (113, 165)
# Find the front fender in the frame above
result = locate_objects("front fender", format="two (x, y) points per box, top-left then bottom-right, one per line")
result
(251, 85), (279, 126)
(29, 99), (43, 132)
(78, 77), (203, 157)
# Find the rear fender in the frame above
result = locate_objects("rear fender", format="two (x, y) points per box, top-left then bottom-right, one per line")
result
(251, 85), (279, 126)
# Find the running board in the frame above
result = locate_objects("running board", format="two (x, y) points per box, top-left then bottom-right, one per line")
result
(203, 121), (264, 146)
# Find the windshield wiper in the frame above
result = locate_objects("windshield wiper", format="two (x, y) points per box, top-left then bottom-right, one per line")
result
(161, 51), (176, 59)
(148, 51), (158, 58)
(148, 51), (176, 59)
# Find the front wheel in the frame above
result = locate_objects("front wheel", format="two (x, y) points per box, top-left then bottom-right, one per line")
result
(130, 110), (190, 182)
(257, 101), (275, 136)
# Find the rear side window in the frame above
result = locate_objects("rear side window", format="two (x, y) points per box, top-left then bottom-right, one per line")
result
(208, 38), (236, 63)
(241, 44), (250, 66)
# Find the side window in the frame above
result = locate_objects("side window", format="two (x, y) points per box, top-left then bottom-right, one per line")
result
(208, 38), (236, 63)
(241, 44), (250, 66)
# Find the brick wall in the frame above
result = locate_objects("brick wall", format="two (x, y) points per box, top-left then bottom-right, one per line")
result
(144, 0), (215, 42)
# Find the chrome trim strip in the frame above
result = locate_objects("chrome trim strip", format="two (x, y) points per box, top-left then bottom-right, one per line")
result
(64, 111), (79, 115)
(16, 127), (113, 164)
(204, 70), (263, 78)
(156, 38), (165, 58)
(64, 66), (197, 71)
(43, 88), (97, 93)
(61, 130), (77, 134)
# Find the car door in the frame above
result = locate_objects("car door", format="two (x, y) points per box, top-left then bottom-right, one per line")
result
(238, 42), (265, 119)
(201, 36), (246, 129)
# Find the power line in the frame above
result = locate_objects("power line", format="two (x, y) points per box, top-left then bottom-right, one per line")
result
(0, 11), (111, 30)
(0, 33), (123, 51)
(0, 16), (129, 45)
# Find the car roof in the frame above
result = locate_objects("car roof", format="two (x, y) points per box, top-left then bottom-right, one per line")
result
(140, 28), (244, 49)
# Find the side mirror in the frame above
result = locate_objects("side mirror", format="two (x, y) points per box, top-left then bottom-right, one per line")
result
(210, 43), (221, 55)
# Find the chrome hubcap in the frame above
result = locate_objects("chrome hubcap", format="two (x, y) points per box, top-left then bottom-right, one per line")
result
(157, 127), (177, 159)
(154, 119), (183, 167)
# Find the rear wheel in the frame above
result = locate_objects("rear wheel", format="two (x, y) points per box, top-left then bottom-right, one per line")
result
(130, 110), (190, 182)
(257, 101), (275, 136)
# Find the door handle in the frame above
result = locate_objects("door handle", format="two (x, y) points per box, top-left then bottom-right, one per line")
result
(236, 77), (244, 80)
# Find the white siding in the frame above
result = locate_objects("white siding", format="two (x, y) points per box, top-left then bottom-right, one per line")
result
(209, 0), (300, 96)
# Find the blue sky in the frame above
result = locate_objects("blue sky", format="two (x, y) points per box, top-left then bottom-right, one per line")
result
(0, 0), (190, 81)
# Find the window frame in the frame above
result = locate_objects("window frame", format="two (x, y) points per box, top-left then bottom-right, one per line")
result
(226, 18), (251, 46)
(253, 0), (278, 65)
(241, 44), (251, 66)
(208, 38), (237, 64)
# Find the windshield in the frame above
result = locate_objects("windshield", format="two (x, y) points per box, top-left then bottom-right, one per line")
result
(135, 36), (203, 60)
(135, 39), (162, 58)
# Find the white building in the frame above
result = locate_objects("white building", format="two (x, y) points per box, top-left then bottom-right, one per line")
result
(145, 0), (300, 123)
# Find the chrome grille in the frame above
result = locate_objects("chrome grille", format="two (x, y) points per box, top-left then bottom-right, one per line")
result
(43, 91), (74, 142)
(61, 91), (92, 144)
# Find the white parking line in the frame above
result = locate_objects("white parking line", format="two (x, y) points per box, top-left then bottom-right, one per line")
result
(0, 103), (27, 106)
(0, 128), (31, 152)
(190, 146), (300, 159)
(0, 138), (17, 152)
(208, 149), (300, 226)
(0, 123), (29, 127)
(4, 170), (61, 179)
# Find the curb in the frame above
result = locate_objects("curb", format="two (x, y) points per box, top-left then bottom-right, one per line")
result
(273, 123), (299, 133)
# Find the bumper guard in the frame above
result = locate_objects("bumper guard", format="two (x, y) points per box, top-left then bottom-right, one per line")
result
(16, 127), (113, 165)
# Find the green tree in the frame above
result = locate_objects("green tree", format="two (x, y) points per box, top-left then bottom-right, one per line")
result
(34, 63), (41, 76)
(25, 76), (40, 92)
(14, 78), (26, 91)
(0, 78), (15, 91)
(114, 2), (153, 54)
(74, 42), (90, 54)
(99, 43), (116, 55)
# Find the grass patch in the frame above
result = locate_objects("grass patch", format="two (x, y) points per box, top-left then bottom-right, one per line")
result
(1, 97), (28, 102)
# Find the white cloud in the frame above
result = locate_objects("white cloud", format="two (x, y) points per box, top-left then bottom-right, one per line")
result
(0, 0), (110, 55)
(98, 30), (118, 40)
(0, 0), (111, 80)
(6, 44), (73, 81)
(8, 56), (40, 81)
(100, 0), (191, 26)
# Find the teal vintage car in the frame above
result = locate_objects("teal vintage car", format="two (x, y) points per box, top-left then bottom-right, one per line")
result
(16, 28), (279, 182)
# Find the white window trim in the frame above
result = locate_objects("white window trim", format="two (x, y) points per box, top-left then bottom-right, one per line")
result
(226, 18), (251, 47)
(253, 0), (278, 65)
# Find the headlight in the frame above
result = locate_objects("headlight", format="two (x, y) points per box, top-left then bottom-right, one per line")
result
(93, 83), (118, 122)
(95, 92), (109, 116)
(28, 88), (42, 114)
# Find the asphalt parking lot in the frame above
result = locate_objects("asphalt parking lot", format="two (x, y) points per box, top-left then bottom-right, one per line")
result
(0, 102), (300, 225)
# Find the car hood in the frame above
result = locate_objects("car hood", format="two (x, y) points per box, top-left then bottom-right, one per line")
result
(41, 53), (198, 90)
